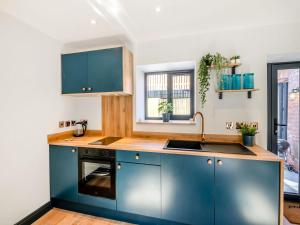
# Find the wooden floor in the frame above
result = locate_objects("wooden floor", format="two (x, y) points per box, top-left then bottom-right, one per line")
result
(33, 208), (133, 225)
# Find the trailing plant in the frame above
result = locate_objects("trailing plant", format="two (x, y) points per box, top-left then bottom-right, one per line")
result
(239, 124), (258, 136)
(198, 53), (214, 107)
(213, 52), (228, 77)
(158, 101), (173, 114)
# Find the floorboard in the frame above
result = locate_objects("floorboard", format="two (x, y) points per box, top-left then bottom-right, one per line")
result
(33, 208), (134, 225)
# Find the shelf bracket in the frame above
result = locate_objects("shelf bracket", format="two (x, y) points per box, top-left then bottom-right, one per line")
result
(219, 92), (223, 99)
(247, 91), (252, 98)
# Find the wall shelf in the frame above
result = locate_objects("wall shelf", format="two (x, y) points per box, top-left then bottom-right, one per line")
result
(216, 88), (259, 99)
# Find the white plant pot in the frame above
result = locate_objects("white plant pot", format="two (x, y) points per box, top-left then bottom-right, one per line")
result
(236, 58), (241, 64)
(230, 59), (236, 65)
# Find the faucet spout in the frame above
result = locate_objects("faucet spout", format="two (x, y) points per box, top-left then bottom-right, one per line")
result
(193, 112), (205, 142)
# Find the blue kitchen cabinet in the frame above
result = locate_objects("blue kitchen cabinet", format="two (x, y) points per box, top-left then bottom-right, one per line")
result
(87, 47), (123, 93)
(61, 52), (88, 94)
(116, 162), (161, 218)
(215, 157), (280, 225)
(49, 145), (78, 202)
(61, 47), (132, 95)
(161, 154), (214, 225)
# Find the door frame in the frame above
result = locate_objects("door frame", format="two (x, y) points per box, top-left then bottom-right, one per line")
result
(267, 61), (300, 200)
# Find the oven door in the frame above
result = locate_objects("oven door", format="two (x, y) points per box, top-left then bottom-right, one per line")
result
(78, 157), (115, 199)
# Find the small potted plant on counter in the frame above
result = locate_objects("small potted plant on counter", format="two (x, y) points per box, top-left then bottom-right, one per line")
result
(239, 124), (258, 146)
(230, 55), (241, 65)
(158, 101), (173, 122)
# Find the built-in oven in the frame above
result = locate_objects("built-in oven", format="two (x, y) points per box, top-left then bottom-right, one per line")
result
(78, 148), (116, 199)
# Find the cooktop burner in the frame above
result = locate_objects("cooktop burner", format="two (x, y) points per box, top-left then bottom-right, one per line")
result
(89, 137), (122, 146)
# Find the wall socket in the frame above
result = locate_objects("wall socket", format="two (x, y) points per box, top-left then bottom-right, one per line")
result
(226, 122), (234, 130)
(59, 121), (64, 128)
(71, 120), (76, 126)
(236, 122), (258, 129)
(65, 121), (71, 127)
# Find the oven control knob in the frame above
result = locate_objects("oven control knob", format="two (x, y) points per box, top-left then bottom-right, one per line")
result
(135, 153), (140, 160)
(217, 160), (223, 166)
(117, 163), (121, 170)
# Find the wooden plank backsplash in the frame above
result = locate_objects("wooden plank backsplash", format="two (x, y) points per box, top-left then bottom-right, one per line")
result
(102, 95), (133, 137)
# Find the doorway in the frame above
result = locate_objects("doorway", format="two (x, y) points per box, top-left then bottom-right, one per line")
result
(268, 62), (300, 199)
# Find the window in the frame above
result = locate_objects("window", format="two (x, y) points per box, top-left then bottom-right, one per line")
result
(145, 70), (194, 120)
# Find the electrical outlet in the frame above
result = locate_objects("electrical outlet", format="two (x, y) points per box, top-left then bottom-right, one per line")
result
(249, 122), (258, 129)
(71, 120), (76, 126)
(80, 119), (88, 125)
(59, 121), (64, 128)
(236, 121), (258, 129)
(65, 121), (71, 127)
(226, 122), (234, 130)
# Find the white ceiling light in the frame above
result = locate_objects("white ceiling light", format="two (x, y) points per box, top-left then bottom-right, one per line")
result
(91, 19), (97, 24)
(155, 6), (161, 12)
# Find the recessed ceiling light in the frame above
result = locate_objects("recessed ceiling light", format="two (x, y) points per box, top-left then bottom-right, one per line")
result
(90, 19), (96, 24)
(155, 6), (161, 12)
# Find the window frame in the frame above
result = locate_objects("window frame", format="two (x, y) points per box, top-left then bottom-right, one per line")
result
(144, 70), (195, 120)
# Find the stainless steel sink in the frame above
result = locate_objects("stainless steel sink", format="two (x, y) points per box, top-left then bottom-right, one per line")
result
(164, 140), (256, 155)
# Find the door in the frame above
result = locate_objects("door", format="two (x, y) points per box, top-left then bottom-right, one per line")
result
(215, 158), (280, 225)
(49, 145), (78, 202)
(61, 52), (88, 94)
(161, 154), (214, 225)
(116, 162), (161, 218)
(268, 62), (300, 198)
(87, 47), (123, 93)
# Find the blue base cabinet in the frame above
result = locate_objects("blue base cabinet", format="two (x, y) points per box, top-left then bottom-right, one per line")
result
(116, 162), (161, 218)
(161, 154), (215, 225)
(215, 157), (280, 225)
(49, 145), (78, 202)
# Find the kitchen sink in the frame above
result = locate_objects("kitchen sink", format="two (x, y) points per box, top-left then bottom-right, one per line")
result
(164, 140), (202, 151)
(164, 140), (256, 155)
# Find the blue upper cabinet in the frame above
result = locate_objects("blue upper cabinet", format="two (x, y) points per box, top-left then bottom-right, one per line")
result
(61, 47), (133, 95)
(215, 158), (280, 225)
(88, 48), (123, 93)
(161, 154), (214, 225)
(116, 162), (161, 218)
(49, 145), (78, 202)
(62, 52), (88, 94)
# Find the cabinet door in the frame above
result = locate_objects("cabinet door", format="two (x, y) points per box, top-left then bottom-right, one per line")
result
(61, 52), (88, 94)
(161, 154), (214, 225)
(116, 162), (161, 218)
(50, 145), (78, 202)
(87, 47), (123, 93)
(215, 158), (280, 225)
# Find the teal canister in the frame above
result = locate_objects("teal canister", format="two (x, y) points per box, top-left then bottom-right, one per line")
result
(231, 74), (241, 90)
(243, 73), (254, 89)
(220, 74), (232, 90)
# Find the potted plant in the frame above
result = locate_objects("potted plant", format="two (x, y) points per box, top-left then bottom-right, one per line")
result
(239, 124), (258, 146)
(213, 53), (228, 91)
(230, 55), (241, 64)
(198, 53), (214, 107)
(158, 102), (173, 122)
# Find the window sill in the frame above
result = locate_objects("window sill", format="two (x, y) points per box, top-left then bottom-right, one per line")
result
(136, 120), (196, 125)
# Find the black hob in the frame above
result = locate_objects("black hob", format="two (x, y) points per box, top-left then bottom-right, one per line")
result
(89, 137), (122, 146)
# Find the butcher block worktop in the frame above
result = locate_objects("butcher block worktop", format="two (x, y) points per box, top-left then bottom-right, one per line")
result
(48, 131), (282, 162)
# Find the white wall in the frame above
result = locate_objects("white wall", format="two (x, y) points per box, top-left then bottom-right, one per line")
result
(134, 23), (300, 148)
(0, 12), (77, 224)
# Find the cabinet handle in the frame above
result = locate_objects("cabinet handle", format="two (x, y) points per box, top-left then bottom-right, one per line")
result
(82, 87), (86, 91)
(207, 159), (212, 165)
(217, 160), (223, 166)
(71, 149), (76, 153)
(87, 87), (92, 91)
(117, 163), (121, 170)
(135, 153), (140, 160)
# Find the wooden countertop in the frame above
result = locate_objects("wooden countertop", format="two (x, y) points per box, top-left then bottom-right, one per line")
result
(48, 133), (282, 162)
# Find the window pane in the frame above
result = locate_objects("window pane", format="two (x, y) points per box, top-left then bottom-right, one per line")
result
(146, 74), (167, 117)
(172, 74), (191, 115)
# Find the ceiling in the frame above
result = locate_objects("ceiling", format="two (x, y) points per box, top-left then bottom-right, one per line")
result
(1, 0), (300, 44)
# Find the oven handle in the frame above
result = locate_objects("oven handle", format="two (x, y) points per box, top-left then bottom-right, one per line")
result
(90, 172), (110, 177)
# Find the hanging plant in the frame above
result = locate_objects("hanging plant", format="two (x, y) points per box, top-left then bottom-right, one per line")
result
(198, 53), (214, 107)
(213, 52), (228, 79)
